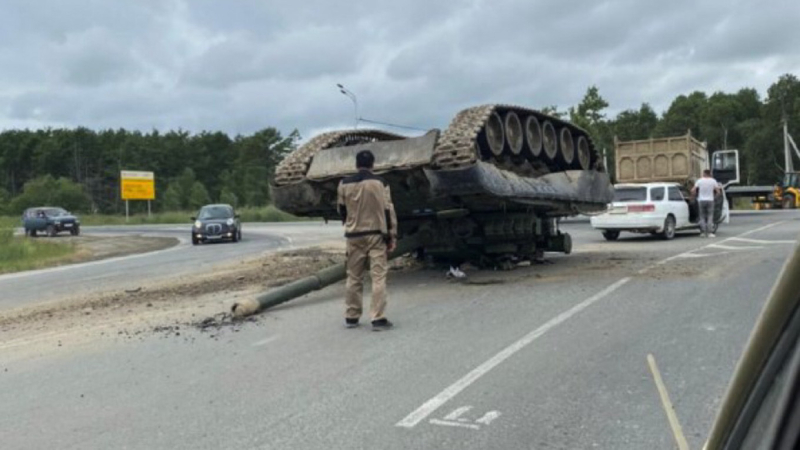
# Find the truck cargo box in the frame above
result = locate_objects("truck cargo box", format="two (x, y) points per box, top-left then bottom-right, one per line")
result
(615, 133), (707, 186)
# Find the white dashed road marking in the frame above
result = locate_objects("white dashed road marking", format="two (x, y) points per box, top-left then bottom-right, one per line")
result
(428, 406), (502, 430)
(252, 335), (280, 347)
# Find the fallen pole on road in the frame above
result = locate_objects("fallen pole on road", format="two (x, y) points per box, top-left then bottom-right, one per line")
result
(231, 233), (427, 317)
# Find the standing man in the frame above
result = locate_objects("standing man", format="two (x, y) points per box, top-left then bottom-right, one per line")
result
(337, 150), (398, 331)
(692, 169), (722, 238)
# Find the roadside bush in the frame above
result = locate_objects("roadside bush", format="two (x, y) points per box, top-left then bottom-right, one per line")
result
(9, 176), (92, 214)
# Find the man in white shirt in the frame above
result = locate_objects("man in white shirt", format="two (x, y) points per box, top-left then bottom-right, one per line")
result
(691, 169), (722, 237)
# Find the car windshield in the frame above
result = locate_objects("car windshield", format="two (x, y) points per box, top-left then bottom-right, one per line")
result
(613, 187), (647, 202)
(198, 206), (233, 220)
(44, 208), (68, 217)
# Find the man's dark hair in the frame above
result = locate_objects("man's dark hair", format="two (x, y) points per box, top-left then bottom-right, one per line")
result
(356, 150), (375, 169)
(703, 169), (711, 176)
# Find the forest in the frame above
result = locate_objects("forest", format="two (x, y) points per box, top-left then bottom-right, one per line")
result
(0, 73), (797, 216)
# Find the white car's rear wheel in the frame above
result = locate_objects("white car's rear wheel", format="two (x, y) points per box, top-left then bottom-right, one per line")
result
(661, 216), (676, 240)
(602, 230), (620, 241)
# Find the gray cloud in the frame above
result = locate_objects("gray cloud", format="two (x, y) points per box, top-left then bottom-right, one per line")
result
(0, 0), (798, 140)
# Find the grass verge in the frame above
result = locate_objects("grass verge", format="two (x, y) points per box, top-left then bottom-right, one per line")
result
(0, 228), (76, 274)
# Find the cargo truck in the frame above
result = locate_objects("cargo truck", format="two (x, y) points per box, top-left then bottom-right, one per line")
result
(591, 132), (730, 240)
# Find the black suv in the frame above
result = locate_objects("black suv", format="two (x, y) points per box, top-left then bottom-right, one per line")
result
(22, 207), (81, 237)
(191, 204), (241, 245)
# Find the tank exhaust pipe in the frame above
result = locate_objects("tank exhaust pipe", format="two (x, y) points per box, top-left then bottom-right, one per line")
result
(576, 136), (591, 170)
(559, 128), (575, 166)
(542, 121), (558, 161)
(231, 233), (428, 318)
(524, 115), (543, 160)
(504, 111), (523, 156)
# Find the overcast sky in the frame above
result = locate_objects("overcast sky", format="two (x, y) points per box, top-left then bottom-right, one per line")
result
(1, 0), (799, 140)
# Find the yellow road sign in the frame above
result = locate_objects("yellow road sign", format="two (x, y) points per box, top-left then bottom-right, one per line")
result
(121, 171), (155, 200)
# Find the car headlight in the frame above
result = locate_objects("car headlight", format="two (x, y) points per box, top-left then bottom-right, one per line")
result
(194, 220), (202, 228)
(226, 218), (234, 226)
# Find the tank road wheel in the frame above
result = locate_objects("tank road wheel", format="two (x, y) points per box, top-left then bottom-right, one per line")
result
(559, 128), (575, 167)
(483, 112), (505, 158)
(504, 111), (524, 156)
(576, 136), (591, 170)
(524, 115), (543, 160)
(783, 195), (796, 209)
(602, 230), (620, 241)
(542, 121), (558, 161)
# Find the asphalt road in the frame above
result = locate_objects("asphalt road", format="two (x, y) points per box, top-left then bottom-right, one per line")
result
(0, 222), (342, 311)
(1, 211), (799, 449)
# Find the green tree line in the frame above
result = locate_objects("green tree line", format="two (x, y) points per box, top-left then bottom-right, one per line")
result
(0, 127), (298, 215)
(566, 73), (800, 185)
(1, 73), (798, 216)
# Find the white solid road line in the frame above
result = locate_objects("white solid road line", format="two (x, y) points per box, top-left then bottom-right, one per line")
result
(396, 277), (632, 429)
(650, 221), (788, 269)
(707, 243), (763, 251)
(728, 237), (797, 245)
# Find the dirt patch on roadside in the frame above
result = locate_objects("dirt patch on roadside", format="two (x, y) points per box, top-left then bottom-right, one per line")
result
(58, 234), (178, 262)
(0, 248), (348, 354)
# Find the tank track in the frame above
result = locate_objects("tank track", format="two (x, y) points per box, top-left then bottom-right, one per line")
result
(275, 105), (601, 185)
(432, 104), (600, 171)
(275, 129), (405, 185)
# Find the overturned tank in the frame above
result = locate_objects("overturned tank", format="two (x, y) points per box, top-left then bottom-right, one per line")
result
(273, 104), (614, 266)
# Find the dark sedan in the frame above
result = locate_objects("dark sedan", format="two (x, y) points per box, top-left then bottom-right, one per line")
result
(191, 204), (241, 245)
(22, 207), (81, 237)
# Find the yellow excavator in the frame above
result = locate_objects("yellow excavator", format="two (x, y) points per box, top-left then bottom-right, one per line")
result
(774, 171), (800, 209)
(724, 120), (800, 209)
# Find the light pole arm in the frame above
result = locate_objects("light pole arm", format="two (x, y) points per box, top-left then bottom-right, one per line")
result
(338, 85), (359, 129)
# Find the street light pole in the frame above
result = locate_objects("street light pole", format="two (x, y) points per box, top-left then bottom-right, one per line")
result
(336, 83), (359, 129)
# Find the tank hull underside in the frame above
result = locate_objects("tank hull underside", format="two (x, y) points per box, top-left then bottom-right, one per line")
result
(273, 104), (614, 265)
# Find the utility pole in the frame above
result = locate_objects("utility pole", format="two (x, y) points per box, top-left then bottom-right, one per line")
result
(785, 118), (794, 173)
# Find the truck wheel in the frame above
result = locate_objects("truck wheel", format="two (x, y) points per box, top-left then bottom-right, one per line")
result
(30, 229), (37, 237)
(783, 195), (796, 209)
(661, 216), (676, 240)
(231, 229), (239, 243)
(602, 230), (620, 241)
(192, 236), (199, 246)
(47, 224), (56, 237)
(71, 226), (80, 236)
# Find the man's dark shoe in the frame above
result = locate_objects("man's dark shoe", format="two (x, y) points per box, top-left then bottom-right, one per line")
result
(345, 318), (359, 329)
(371, 318), (393, 331)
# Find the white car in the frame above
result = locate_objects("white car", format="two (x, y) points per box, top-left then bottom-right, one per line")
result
(590, 182), (729, 241)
